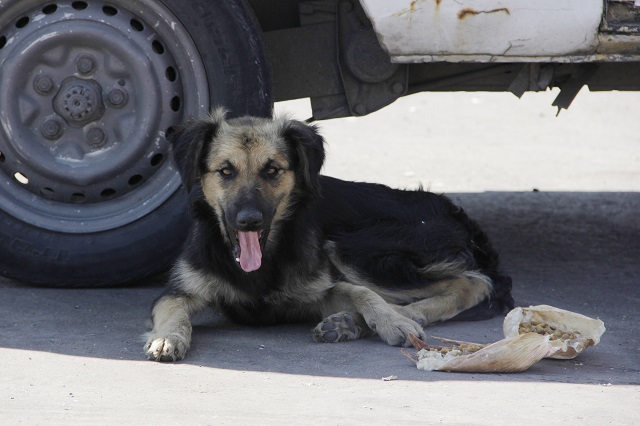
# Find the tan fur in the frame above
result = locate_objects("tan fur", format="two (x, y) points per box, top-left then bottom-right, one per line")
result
(144, 293), (205, 361)
(144, 110), (499, 361)
(200, 117), (297, 246)
(318, 281), (425, 345)
(391, 274), (492, 325)
(173, 259), (252, 305)
(324, 239), (493, 322)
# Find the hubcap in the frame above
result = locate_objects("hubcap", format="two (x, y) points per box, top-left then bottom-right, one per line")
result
(0, 0), (209, 232)
(54, 77), (105, 127)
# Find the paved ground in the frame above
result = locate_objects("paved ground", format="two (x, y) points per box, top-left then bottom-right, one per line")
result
(1, 90), (639, 424)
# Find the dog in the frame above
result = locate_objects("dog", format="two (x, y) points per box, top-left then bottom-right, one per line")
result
(144, 108), (513, 362)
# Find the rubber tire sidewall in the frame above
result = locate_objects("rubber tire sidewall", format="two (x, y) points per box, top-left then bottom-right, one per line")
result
(160, 0), (273, 119)
(0, 0), (272, 287)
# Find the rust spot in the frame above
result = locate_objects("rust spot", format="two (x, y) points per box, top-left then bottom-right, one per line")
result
(458, 7), (510, 20)
(394, 0), (434, 17)
(457, 8), (479, 19)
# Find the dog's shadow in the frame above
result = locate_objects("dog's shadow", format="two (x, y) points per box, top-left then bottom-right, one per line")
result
(186, 308), (608, 382)
(187, 309), (412, 377)
(1, 191), (637, 384)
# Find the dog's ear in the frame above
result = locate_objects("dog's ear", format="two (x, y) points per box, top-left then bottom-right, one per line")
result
(170, 108), (226, 192)
(282, 120), (325, 198)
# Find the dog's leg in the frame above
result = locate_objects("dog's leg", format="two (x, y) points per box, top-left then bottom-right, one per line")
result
(314, 282), (426, 346)
(392, 273), (493, 325)
(144, 260), (214, 361)
(144, 293), (207, 362)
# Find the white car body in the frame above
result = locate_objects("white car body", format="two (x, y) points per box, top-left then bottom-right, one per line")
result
(361, 0), (637, 62)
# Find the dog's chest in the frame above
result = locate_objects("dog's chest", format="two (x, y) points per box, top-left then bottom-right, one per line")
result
(257, 269), (333, 306)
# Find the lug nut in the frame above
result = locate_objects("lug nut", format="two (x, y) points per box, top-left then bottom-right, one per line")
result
(354, 104), (367, 115)
(41, 119), (63, 140)
(34, 75), (55, 95)
(107, 88), (128, 107)
(86, 127), (107, 147)
(76, 55), (96, 74)
(392, 82), (405, 95)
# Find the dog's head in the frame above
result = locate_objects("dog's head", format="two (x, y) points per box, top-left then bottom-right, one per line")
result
(169, 108), (325, 272)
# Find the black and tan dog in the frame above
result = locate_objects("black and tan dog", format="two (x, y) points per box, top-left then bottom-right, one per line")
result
(144, 108), (513, 361)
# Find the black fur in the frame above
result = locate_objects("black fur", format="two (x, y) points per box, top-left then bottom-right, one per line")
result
(282, 120), (325, 199)
(168, 117), (513, 323)
(145, 112), (514, 361)
(170, 119), (219, 193)
(313, 176), (513, 311)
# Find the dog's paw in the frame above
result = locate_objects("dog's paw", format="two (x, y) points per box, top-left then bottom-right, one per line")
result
(369, 312), (426, 347)
(144, 334), (189, 362)
(313, 312), (362, 343)
(393, 305), (429, 327)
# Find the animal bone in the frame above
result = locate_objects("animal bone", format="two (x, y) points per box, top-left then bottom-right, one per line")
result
(404, 305), (606, 372)
(503, 305), (606, 359)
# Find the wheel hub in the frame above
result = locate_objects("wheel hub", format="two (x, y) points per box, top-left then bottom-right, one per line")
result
(0, 0), (209, 233)
(54, 77), (105, 127)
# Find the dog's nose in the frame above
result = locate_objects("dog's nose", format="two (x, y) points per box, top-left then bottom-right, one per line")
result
(236, 209), (263, 230)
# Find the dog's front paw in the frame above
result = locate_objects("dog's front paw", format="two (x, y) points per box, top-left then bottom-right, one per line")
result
(144, 334), (189, 362)
(393, 305), (429, 327)
(313, 312), (364, 343)
(369, 312), (426, 347)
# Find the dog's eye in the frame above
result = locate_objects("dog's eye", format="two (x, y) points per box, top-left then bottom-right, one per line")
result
(219, 167), (235, 178)
(264, 166), (279, 178)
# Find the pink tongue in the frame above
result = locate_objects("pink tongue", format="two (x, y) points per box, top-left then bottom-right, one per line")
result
(237, 231), (262, 272)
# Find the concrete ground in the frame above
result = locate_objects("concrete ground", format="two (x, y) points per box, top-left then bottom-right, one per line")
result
(1, 90), (639, 425)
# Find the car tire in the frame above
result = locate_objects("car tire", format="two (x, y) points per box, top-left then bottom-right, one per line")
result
(0, 0), (272, 286)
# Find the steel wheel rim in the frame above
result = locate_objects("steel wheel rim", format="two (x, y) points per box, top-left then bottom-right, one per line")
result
(0, 0), (208, 233)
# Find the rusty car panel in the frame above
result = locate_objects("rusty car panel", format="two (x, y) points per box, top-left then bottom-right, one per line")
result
(360, 0), (604, 62)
